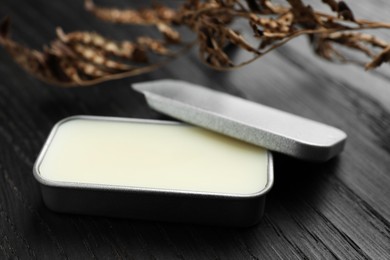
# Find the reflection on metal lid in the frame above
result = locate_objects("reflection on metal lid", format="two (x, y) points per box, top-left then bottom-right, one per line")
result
(133, 79), (347, 162)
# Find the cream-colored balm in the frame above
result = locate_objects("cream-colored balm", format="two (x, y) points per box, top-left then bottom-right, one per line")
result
(37, 117), (269, 195)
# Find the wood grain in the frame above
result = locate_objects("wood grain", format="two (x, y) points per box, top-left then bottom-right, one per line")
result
(0, 0), (389, 259)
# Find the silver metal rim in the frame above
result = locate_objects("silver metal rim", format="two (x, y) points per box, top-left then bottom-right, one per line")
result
(33, 115), (274, 199)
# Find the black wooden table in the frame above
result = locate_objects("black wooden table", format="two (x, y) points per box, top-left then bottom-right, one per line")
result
(1, 1), (389, 259)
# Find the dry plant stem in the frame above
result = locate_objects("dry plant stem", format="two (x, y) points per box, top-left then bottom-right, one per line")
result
(1, 0), (390, 87)
(211, 26), (390, 70)
(366, 45), (390, 70)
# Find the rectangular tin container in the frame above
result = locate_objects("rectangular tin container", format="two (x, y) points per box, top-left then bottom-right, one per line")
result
(33, 116), (274, 227)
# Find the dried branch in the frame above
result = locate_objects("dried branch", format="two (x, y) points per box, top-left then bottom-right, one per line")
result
(1, 0), (390, 87)
(84, 0), (177, 24)
(0, 17), (186, 87)
(366, 45), (390, 70)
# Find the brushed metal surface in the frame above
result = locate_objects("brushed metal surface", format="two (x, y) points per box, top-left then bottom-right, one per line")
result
(133, 79), (347, 162)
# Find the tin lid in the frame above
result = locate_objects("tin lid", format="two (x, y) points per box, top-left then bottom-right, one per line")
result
(132, 79), (347, 162)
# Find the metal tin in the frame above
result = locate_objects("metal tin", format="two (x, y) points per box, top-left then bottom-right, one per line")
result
(132, 79), (347, 162)
(33, 116), (274, 226)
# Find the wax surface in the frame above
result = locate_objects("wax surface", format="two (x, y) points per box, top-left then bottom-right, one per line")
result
(38, 118), (269, 195)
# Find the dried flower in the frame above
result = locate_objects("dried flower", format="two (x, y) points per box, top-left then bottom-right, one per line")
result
(1, 0), (390, 87)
